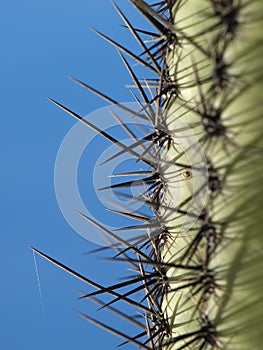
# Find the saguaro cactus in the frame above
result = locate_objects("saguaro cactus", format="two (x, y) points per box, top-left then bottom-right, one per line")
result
(32, 1), (263, 349)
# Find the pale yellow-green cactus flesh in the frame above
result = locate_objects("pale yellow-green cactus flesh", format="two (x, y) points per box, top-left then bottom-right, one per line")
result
(160, 1), (263, 349)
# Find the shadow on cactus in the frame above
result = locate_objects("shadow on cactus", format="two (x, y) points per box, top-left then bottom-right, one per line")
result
(30, 1), (263, 349)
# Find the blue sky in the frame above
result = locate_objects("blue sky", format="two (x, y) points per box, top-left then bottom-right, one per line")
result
(1, 1), (150, 349)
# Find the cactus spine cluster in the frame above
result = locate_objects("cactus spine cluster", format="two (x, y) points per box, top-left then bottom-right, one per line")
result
(32, 1), (263, 349)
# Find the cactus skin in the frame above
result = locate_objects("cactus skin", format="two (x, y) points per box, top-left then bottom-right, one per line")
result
(159, 1), (263, 349)
(31, 1), (263, 349)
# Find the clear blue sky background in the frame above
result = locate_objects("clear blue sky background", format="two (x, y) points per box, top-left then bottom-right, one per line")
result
(1, 1), (150, 349)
